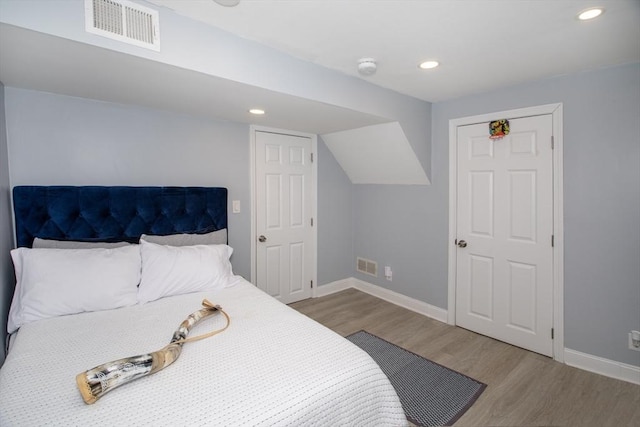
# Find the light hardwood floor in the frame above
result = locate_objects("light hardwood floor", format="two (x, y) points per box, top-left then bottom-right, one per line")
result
(290, 288), (640, 427)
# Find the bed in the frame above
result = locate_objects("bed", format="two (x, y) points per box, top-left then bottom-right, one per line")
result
(0, 186), (407, 426)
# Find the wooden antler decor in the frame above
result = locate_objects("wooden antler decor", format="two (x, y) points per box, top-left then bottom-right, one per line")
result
(76, 300), (229, 404)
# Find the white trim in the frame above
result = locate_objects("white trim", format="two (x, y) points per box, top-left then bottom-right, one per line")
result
(447, 103), (565, 361)
(353, 279), (448, 323)
(249, 127), (257, 284)
(447, 118), (458, 326)
(310, 133), (318, 298)
(316, 278), (640, 385)
(316, 278), (448, 323)
(249, 126), (318, 299)
(551, 105), (565, 363)
(315, 278), (352, 298)
(564, 348), (640, 385)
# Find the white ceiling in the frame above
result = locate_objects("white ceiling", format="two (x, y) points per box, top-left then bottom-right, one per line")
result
(0, 0), (638, 185)
(149, 0), (640, 103)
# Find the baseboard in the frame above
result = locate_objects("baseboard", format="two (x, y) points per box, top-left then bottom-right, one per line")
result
(316, 277), (448, 323)
(564, 348), (640, 385)
(315, 278), (352, 298)
(315, 279), (640, 385)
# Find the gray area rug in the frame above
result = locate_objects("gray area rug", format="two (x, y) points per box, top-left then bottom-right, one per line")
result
(346, 330), (486, 427)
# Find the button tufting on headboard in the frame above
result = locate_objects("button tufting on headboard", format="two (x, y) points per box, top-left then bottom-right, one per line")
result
(13, 186), (228, 247)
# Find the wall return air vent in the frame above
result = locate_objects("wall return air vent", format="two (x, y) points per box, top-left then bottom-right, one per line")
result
(357, 257), (378, 277)
(85, 0), (160, 51)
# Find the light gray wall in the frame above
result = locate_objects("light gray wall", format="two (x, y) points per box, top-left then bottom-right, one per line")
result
(3, 88), (364, 290)
(352, 183), (448, 304)
(317, 137), (353, 285)
(0, 82), (14, 365)
(430, 63), (640, 366)
(5, 88), (252, 279)
(0, 0), (432, 177)
(349, 101), (441, 303)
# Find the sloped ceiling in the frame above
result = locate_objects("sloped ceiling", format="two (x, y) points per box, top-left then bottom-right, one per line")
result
(0, 1), (431, 184)
(0, 24), (389, 135)
(322, 123), (429, 185)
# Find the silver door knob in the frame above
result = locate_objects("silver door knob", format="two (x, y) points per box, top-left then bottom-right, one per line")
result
(457, 240), (467, 248)
(258, 235), (267, 242)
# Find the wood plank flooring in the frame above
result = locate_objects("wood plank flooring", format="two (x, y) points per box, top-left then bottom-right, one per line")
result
(290, 288), (640, 427)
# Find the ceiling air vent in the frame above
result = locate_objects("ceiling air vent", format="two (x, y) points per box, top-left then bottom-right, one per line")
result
(357, 257), (378, 277)
(85, 0), (160, 51)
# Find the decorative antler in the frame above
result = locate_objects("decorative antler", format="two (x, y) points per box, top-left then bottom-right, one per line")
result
(76, 299), (229, 404)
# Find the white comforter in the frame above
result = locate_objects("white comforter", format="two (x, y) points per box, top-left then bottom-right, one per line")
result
(0, 280), (407, 426)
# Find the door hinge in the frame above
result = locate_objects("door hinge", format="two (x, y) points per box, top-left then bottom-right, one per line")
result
(311, 218), (314, 226)
(455, 238), (458, 245)
(310, 280), (314, 288)
(551, 136), (554, 150)
(311, 152), (314, 163)
(551, 328), (554, 339)
(551, 235), (554, 247)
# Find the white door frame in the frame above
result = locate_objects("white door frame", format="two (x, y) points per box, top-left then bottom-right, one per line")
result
(250, 125), (318, 298)
(447, 103), (564, 362)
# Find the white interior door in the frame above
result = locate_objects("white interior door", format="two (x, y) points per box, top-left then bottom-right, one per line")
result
(255, 130), (313, 304)
(455, 114), (554, 356)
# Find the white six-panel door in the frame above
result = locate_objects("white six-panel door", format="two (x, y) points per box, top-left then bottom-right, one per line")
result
(255, 131), (313, 304)
(455, 114), (554, 356)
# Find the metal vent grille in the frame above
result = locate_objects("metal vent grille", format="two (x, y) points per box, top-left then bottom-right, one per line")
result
(85, 0), (160, 51)
(357, 257), (378, 277)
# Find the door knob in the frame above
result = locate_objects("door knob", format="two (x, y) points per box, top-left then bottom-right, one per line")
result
(457, 240), (467, 248)
(258, 235), (267, 242)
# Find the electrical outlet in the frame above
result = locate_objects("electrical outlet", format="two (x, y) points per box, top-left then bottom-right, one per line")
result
(629, 331), (640, 352)
(384, 266), (392, 281)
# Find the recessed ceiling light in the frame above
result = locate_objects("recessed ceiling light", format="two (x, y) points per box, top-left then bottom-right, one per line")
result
(418, 60), (439, 70)
(249, 108), (265, 115)
(578, 7), (604, 20)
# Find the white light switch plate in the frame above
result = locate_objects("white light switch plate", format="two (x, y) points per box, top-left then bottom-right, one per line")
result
(232, 200), (241, 213)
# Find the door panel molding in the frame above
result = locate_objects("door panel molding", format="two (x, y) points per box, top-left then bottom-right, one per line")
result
(250, 125), (318, 301)
(448, 103), (564, 361)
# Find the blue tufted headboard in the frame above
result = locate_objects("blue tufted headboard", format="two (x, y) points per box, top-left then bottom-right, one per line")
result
(13, 186), (228, 248)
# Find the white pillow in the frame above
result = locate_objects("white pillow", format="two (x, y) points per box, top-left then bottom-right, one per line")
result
(140, 229), (227, 246)
(8, 246), (141, 334)
(137, 240), (236, 304)
(33, 237), (133, 249)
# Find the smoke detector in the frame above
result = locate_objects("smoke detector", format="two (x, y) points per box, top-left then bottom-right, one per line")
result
(358, 58), (377, 76)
